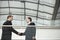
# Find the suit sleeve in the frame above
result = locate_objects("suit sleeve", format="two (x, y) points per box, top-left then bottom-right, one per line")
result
(11, 27), (18, 35)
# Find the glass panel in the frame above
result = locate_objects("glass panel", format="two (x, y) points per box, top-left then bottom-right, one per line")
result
(43, 20), (51, 25)
(13, 15), (24, 21)
(40, 0), (56, 7)
(0, 15), (8, 20)
(39, 5), (54, 14)
(26, 0), (38, 3)
(0, 8), (9, 14)
(0, 1), (8, 7)
(0, 15), (8, 25)
(39, 5), (44, 11)
(12, 20), (27, 26)
(43, 6), (54, 14)
(37, 18), (51, 26)
(10, 1), (24, 8)
(21, 20), (27, 26)
(37, 18), (44, 25)
(26, 2), (37, 10)
(12, 15), (25, 26)
(38, 12), (52, 19)
(10, 9), (24, 14)
(55, 20), (60, 26)
(26, 10), (37, 16)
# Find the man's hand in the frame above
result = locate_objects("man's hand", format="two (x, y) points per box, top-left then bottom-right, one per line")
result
(18, 33), (24, 36)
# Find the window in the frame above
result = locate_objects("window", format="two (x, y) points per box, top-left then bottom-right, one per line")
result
(0, 15), (8, 20)
(38, 12), (52, 19)
(0, 1), (8, 7)
(12, 15), (24, 21)
(10, 1), (24, 8)
(26, 0), (38, 3)
(39, 5), (54, 14)
(26, 2), (37, 10)
(10, 9), (24, 14)
(40, 0), (56, 7)
(26, 10), (37, 16)
(0, 8), (9, 14)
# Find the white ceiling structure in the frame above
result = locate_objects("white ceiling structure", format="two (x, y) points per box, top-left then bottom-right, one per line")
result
(0, 0), (58, 26)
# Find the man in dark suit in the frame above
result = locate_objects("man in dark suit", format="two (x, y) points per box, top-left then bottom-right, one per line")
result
(20, 17), (36, 40)
(1, 16), (20, 40)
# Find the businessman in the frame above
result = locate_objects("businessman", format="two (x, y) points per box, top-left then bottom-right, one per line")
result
(20, 17), (36, 40)
(1, 16), (20, 40)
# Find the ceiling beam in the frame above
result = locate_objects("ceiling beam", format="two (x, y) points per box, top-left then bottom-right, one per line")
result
(52, 0), (60, 20)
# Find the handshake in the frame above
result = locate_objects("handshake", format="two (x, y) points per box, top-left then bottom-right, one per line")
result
(18, 33), (36, 40)
(18, 33), (24, 36)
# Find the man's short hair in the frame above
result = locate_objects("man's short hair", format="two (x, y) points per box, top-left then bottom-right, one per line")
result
(7, 15), (13, 19)
(28, 17), (32, 21)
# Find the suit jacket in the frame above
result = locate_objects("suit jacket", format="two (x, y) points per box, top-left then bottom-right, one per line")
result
(24, 22), (36, 40)
(1, 20), (18, 40)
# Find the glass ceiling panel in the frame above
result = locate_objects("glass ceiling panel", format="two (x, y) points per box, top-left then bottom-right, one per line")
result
(26, 10), (37, 16)
(39, 5), (44, 11)
(37, 19), (44, 25)
(26, 0), (38, 3)
(13, 15), (24, 21)
(0, 8), (9, 14)
(39, 5), (54, 14)
(40, 0), (56, 7)
(38, 12), (52, 19)
(43, 20), (51, 25)
(26, 2), (37, 10)
(10, 8), (24, 14)
(0, 1), (8, 7)
(0, 0), (56, 26)
(37, 18), (51, 25)
(0, 15), (8, 20)
(10, 1), (24, 8)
